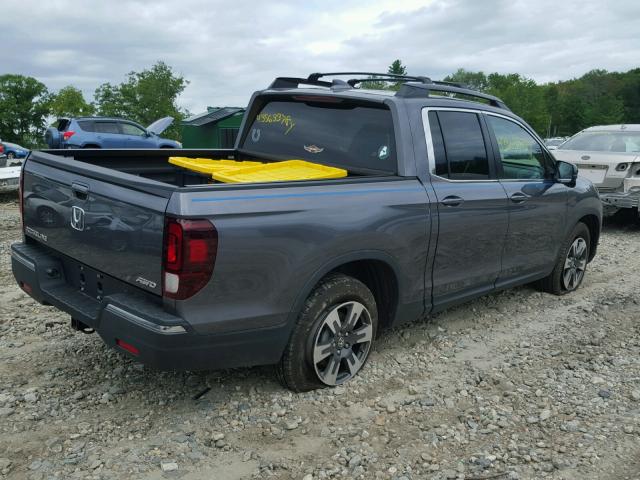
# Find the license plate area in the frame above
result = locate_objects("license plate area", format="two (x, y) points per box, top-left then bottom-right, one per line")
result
(577, 164), (608, 184)
(61, 256), (146, 300)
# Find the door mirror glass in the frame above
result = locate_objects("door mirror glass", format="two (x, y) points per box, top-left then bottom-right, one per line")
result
(556, 160), (578, 186)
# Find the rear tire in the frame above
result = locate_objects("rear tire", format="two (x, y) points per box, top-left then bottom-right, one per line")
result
(276, 273), (377, 392)
(539, 222), (590, 295)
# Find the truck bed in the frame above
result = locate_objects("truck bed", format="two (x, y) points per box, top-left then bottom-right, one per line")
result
(40, 148), (386, 190)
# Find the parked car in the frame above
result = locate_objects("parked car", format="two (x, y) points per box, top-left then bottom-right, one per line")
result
(44, 116), (182, 149)
(0, 166), (21, 193)
(544, 136), (568, 150)
(12, 72), (602, 391)
(553, 124), (640, 218)
(2, 141), (29, 163)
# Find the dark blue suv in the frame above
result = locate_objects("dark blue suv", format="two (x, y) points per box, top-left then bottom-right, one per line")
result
(45, 116), (181, 149)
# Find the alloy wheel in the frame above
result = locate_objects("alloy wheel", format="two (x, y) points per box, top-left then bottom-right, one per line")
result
(312, 301), (373, 386)
(562, 237), (587, 291)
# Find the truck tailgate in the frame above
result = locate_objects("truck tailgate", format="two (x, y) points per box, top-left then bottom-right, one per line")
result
(22, 154), (171, 296)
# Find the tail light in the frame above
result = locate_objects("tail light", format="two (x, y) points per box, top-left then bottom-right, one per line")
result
(162, 217), (217, 300)
(62, 131), (75, 141)
(0, 144), (4, 154)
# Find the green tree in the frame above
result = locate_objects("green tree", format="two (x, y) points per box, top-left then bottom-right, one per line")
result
(486, 73), (548, 133)
(94, 61), (188, 140)
(362, 59), (408, 90)
(444, 68), (489, 91)
(50, 86), (94, 117)
(388, 59), (407, 76)
(0, 74), (51, 148)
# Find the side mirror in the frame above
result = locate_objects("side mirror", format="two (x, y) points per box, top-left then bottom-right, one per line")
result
(144, 131), (152, 138)
(556, 160), (578, 186)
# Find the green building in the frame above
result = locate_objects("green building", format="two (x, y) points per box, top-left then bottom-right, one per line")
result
(180, 107), (245, 148)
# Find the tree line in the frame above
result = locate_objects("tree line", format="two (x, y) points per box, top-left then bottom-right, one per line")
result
(1, 60), (639, 149)
(444, 67), (640, 137)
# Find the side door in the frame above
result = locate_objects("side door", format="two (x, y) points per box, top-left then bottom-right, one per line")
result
(94, 121), (125, 148)
(120, 121), (152, 148)
(423, 109), (510, 310)
(484, 113), (568, 285)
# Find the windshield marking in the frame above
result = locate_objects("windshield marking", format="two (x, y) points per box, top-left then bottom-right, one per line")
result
(256, 112), (296, 134)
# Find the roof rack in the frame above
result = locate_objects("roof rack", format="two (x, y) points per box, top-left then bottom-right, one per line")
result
(396, 82), (509, 110)
(268, 72), (510, 110)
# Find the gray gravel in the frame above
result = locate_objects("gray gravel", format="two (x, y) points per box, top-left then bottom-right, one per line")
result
(1, 195), (639, 480)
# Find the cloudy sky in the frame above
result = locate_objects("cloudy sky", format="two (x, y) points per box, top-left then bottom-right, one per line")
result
(3, 0), (639, 114)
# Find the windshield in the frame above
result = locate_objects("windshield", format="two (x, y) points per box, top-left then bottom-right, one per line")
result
(241, 98), (397, 173)
(560, 131), (640, 153)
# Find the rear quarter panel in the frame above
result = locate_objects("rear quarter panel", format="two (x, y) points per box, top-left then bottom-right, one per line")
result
(168, 179), (431, 335)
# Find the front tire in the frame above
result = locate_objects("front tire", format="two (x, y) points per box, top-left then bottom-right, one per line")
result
(277, 274), (377, 392)
(539, 222), (590, 295)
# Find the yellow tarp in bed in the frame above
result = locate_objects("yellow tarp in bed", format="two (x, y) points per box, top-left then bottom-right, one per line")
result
(211, 160), (347, 183)
(169, 157), (347, 183)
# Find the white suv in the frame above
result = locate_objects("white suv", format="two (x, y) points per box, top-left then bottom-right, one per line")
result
(553, 124), (640, 217)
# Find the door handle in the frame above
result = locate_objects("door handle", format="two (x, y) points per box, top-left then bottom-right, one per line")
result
(441, 195), (464, 207)
(510, 192), (528, 203)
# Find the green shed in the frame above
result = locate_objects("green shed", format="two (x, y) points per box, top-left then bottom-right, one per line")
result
(180, 107), (245, 148)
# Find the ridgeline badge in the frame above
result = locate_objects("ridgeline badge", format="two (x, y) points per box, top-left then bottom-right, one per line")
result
(304, 145), (324, 154)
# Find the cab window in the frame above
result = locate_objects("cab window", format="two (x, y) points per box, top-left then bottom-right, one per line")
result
(428, 111), (490, 180)
(487, 115), (554, 180)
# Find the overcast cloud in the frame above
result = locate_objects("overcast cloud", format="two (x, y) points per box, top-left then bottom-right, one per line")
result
(3, 0), (639, 113)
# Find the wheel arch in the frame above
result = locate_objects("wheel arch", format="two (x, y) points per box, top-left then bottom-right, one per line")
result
(290, 251), (401, 333)
(578, 214), (600, 261)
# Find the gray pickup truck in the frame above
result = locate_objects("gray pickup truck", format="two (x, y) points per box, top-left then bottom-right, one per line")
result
(11, 72), (602, 391)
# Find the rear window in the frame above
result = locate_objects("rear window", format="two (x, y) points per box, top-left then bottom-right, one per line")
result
(241, 98), (397, 173)
(561, 131), (640, 153)
(55, 119), (70, 131)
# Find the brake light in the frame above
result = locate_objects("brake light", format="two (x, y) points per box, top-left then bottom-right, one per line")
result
(0, 144), (4, 154)
(162, 217), (217, 300)
(62, 131), (75, 141)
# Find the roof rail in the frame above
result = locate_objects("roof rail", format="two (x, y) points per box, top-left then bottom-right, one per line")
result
(267, 72), (510, 110)
(397, 82), (510, 110)
(308, 72), (433, 86)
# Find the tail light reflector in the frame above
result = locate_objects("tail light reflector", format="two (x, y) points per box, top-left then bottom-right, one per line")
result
(19, 164), (25, 231)
(116, 339), (139, 355)
(162, 218), (217, 300)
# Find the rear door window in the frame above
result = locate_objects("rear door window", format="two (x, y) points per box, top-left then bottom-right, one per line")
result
(94, 122), (120, 134)
(428, 111), (490, 180)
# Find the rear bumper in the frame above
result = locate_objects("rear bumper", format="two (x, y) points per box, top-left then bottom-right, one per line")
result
(600, 191), (640, 210)
(11, 242), (289, 370)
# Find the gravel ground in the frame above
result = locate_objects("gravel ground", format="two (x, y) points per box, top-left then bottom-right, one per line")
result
(0, 194), (639, 480)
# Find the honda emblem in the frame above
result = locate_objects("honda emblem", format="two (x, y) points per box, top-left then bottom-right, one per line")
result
(70, 206), (85, 231)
